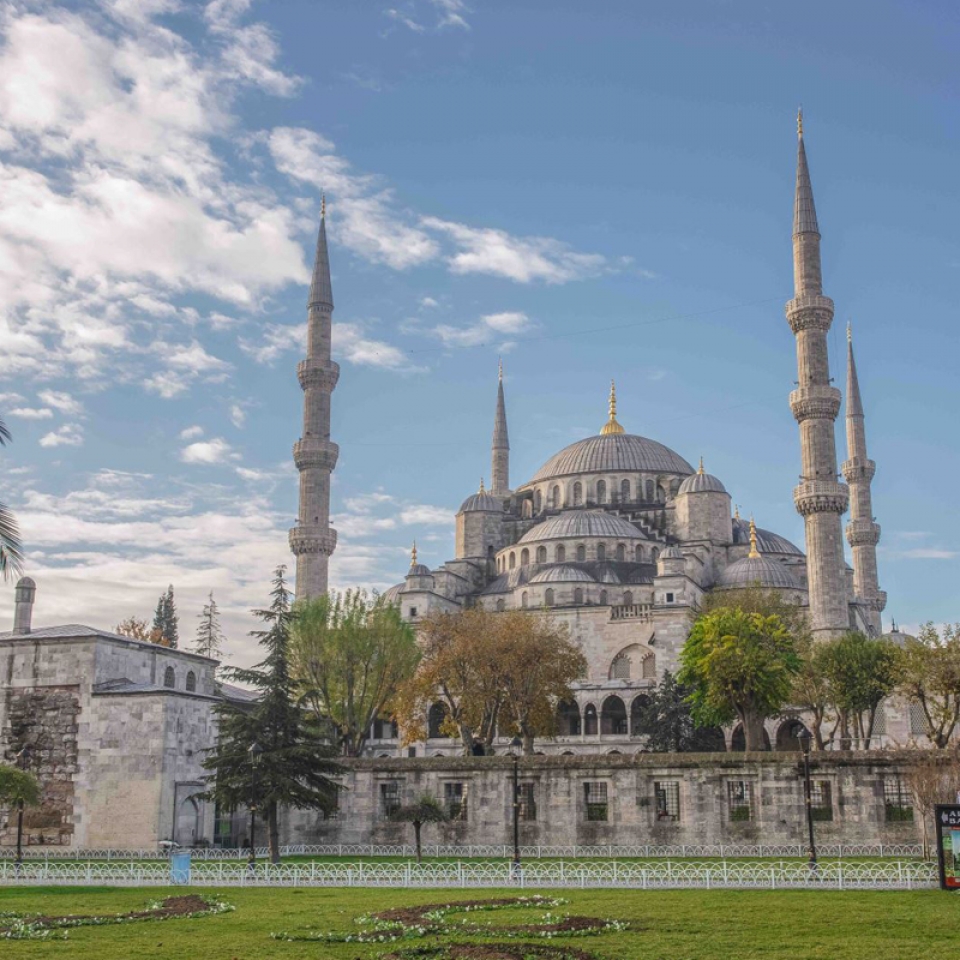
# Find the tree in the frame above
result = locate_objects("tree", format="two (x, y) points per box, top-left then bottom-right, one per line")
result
(0, 764), (40, 807)
(114, 617), (153, 642)
(895, 623), (960, 748)
(905, 752), (960, 859)
(389, 794), (449, 863)
(791, 638), (837, 751)
(679, 607), (801, 751)
(289, 591), (420, 757)
(820, 632), (897, 750)
(0, 416), (24, 581)
(202, 566), (343, 863)
(395, 608), (585, 756)
(195, 592), (226, 661)
(152, 585), (179, 648)
(631, 671), (725, 752)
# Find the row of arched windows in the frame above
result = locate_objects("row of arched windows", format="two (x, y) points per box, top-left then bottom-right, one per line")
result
(499, 543), (660, 572)
(532, 478), (672, 514)
(163, 666), (197, 692)
(510, 588), (635, 609)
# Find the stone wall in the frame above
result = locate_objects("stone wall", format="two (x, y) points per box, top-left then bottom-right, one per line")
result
(281, 752), (925, 848)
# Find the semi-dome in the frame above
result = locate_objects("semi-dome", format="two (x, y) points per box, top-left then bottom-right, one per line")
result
(660, 545), (683, 559)
(382, 583), (405, 604)
(518, 509), (647, 544)
(718, 556), (801, 590)
(529, 565), (597, 584)
(731, 517), (803, 556)
(528, 434), (694, 484)
(458, 491), (503, 513)
(678, 463), (727, 495)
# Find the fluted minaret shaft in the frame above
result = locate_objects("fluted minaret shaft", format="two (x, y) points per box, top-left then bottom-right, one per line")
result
(786, 114), (850, 637)
(491, 360), (509, 495)
(842, 329), (884, 634)
(289, 202), (339, 598)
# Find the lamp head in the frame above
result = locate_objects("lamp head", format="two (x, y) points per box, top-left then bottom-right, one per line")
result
(797, 727), (812, 756)
(248, 742), (263, 766)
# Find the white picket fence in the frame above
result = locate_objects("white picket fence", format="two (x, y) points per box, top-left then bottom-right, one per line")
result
(0, 842), (925, 861)
(0, 859), (937, 889)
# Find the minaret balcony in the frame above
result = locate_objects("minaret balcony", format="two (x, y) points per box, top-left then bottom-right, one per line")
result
(846, 518), (881, 547)
(841, 457), (876, 483)
(789, 385), (841, 423)
(293, 438), (339, 472)
(793, 479), (849, 516)
(289, 525), (338, 557)
(297, 358), (340, 392)
(785, 293), (835, 334)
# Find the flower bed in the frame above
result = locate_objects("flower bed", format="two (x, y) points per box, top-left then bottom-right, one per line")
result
(380, 945), (603, 960)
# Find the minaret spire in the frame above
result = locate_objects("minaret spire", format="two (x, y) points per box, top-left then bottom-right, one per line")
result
(600, 379), (625, 436)
(289, 199), (339, 598)
(842, 325), (884, 635)
(786, 113), (850, 637)
(491, 359), (510, 495)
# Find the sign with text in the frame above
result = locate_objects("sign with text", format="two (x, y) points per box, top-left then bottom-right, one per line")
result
(935, 805), (960, 890)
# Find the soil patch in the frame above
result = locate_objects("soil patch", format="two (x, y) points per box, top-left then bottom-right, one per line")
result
(381, 944), (601, 960)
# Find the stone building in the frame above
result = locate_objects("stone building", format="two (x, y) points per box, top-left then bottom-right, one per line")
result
(376, 117), (890, 757)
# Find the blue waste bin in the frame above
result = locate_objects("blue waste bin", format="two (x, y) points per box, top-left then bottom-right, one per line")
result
(170, 851), (192, 885)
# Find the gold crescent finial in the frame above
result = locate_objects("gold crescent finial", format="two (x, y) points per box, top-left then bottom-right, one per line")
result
(600, 379), (625, 435)
(748, 517), (760, 559)
(479, 477), (485, 493)
(698, 456), (705, 475)
(734, 503), (741, 520)
(410, 540), (418, 567)
(797, 107), (803, 138)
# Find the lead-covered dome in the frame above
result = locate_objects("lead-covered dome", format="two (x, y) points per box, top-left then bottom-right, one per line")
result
(678, 469), (727, 495)
(718, 556), (801, 590)
(529, 565), (597, 584)
(731, 518), (803, 556)
(458, 491), (503, 513)
(518, 509), (647, 543)
(528, 433), (694, 484)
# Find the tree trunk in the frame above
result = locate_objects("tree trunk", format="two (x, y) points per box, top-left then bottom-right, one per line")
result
(414, 822), (422, 864)
(267, 800), (281, 864)
(742, 712), (767, 751)
(838, 711), (852, 751)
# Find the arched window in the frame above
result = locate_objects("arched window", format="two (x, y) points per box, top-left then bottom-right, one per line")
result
(635, 544), (644, 563)
(185, 670), (197, 692)
(646, 479), (655, 501)
(536, 546), (547, 564)
(616, 543), (626, 562)
(163, 666), (175, 688)
(576, 544), (586, 562)
(642, 653), (656, 680)
(599, 589), (608, 605)
(650, 547), (659, 564)
(596, 480), (606, 503)
(534, 490), (542, 513)
(551, 485), (560, 509)
(522, 499), (532, 519)
(631, 694), (651, 735)
(573, 481), (583, 506)
(496, 598), (506, 612)
(621, 479), (630, 502)
(545, 588), (555, 607)
(557, 700), (581, 736)
(509, 552), (516, 570)
(584, 704), (599, 736)
(610, 653), (631, 680)
(521, 548), (529, 566)
(596, 543), (606, 562)
(574, 587), (584, 605)
(601, 695), (628, 735)
(556, 545), (566, 563)
(657, 483), (666, 503)
(623, 590), (634, 606)
(428, 702), (452, 738)
(521, 591), (529, 609)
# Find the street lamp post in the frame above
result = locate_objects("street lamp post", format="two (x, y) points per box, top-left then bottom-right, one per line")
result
(247, 742), (263, 871)
(14, 745), (31, 868)
(797, 728), (817, 870)
(509, 736), (522, 877)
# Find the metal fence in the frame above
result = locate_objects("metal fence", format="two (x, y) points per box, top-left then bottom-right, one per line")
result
(0, 842), (925, 861)
(0, 859), (937, 889)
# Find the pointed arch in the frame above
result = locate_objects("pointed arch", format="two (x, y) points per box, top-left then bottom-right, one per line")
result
(596, 479), (606, 504)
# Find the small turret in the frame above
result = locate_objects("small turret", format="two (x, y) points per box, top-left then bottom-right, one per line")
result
(13, 576), (36, 634)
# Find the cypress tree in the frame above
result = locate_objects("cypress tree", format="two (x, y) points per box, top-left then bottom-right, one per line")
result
(195, 592), (226, 661)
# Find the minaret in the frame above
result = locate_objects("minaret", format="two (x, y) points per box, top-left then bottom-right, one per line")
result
(786, 111), (850, 637)
(289, 196), (339, 599)
(491, 359), (510, 495)
(842, 325), (885, 635)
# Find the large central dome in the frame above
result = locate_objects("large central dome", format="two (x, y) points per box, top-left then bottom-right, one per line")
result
(528, 433), (694, 484)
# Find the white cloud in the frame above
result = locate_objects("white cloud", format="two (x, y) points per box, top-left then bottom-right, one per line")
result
(180, 437), (236, 464)
(144, 371), (189, 399)
(420, 296), (439, 308)
(179, 425), (205, 440)
(38, 423), (84, 448)
(37, 390), (84, 415)
(230, 404), (246, 428)
(429, 0), (471, 30)
(899, 548), (957, 560)
(430, 310), (536, 348)
(9, 407), (53, 420)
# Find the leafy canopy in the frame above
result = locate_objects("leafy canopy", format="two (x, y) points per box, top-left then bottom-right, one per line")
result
(0, 764), (40, 806)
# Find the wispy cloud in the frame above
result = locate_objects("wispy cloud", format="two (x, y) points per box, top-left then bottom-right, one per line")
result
(38, 423), (84, 448)
(9, 407), (53, 420)
(180, 438), (237, 465)
(430, 310), (537, 348)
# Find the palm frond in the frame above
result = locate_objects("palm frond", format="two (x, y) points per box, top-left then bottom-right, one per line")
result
(0, 416), (10, 446)
(0, 502), (24, 580)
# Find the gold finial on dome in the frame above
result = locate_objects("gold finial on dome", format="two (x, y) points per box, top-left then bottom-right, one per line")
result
(600, 379), (625, 436)
(698, 456), (705, 475)
(734, 503), (741, 520)
(748, 517), (761, 559)
(479, 477), (485, 493)
(410, 540), (418, 567)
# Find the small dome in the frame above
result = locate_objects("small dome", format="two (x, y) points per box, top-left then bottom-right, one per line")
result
(518, 509), (647, 544)
(660, 545), (683, 560)
(717, 556), (801, 590)
(407, 564), (432, 578)
(599, 567), (622, 583)
(529, 565), (597, 584)
(731, 518), (803, 556)
(382, 583), (405, 604)
(678, 471), (727, 495)
(458, 491), (503, 514)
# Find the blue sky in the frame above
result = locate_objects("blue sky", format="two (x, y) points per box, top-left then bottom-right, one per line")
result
(0, 0), (957, 664)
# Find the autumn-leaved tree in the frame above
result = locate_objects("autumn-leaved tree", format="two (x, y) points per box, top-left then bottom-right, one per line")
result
(895, 623), (960, 748)
(395, 608), (585, 756)
(289, 590), (420, 757)
(115, 617), (153, 642)
(905, 752), (960, 858)
(679, 607), (801, 751)
(203, 567), (343, 862)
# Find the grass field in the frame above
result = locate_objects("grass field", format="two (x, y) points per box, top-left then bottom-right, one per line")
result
(1, 885), (958, 960)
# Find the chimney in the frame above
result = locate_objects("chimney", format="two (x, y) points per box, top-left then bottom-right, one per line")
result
(13, 576), (36, 634)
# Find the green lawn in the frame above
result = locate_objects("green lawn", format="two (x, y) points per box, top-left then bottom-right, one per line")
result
(1, 886), (958, 960)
